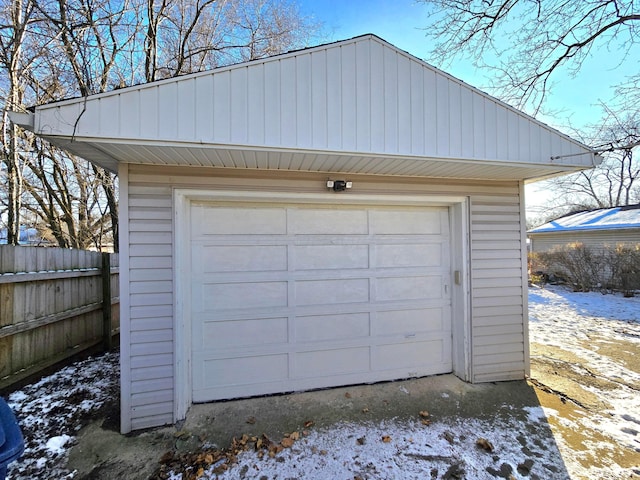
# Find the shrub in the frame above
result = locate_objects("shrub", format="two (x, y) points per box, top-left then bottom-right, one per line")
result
(531, 242), (640, 294)
(608, 245), (640, 297)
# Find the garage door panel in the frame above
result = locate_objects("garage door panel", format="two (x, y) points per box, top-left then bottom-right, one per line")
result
(200, 316), (289, 349)
(375, 308), (447, 335)
(376, 244), (443, 268)
(193, 205), (287, 236)
(201, 245), (288, 273)
(198, 353), (289, 389)
(295, 347), (370, 377)
(294, 313), (370, 342)
(296, 278), (370, 306)
(202, 281), (288, 310)
(294, 244), (369, 270)
(288, 208), (368, 234)
(376, 276), (445, 302)
(370, 209), (446, 235)
(374, 340), (447, 371)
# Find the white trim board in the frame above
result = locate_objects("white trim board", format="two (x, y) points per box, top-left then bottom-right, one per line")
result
(173, 188), (471, 421)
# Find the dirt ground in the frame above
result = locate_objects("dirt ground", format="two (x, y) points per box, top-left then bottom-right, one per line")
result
(529, 338), (640, 477)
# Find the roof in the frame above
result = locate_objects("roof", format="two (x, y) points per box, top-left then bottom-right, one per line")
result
(528, 205), (640, 234)
(11, 34), (600, 181)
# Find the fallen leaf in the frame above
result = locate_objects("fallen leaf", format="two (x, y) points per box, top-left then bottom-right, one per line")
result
(203, 453), (214, 464)
(419, 410), (430, 418)
(304, 420), (315, 428)
(362, 407), (369, 413)
(281, 437), (295, 448)
(476, 437), (494, 452)
(289, 431), (300, 441)
(421, 419), (431, 426)
(196, 467), (204, 477)
(256, 438), (263, 449)
(261, 434), (272, 447)
(345, 392), (352, 398)
(356, 436), (366, 445)
(160, 451), (174, 463)
(246, 416), (256, 424)
(382, 435), (392, 443)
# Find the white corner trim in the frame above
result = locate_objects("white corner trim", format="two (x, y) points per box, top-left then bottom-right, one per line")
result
(174, 189), (193, 421)
(520, 181), (531, 377)
(118, 163), (133, 434)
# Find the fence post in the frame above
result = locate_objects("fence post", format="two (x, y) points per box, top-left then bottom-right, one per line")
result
(102, 253), (112, 350)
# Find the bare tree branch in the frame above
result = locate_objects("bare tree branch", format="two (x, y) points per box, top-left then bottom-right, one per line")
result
(421, 0), (639, 113)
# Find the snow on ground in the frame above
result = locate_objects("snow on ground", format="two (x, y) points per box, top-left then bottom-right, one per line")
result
(168, 410), (568, 480)
(528, 285), (640, 478)
(2, 287), (638, 479)
(5, 351), (119, 480)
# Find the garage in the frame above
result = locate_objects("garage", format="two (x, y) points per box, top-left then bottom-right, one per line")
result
(188, 199), (453, 402)
(18, 34), (600, 431)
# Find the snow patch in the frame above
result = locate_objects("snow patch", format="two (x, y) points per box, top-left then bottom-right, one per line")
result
(45, 435), (72, 455)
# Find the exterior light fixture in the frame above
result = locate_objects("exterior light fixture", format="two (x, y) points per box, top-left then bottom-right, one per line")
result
(326, 180), (352, 192)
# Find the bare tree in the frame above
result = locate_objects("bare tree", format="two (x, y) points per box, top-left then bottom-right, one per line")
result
(0, 0), (37, 244)
(552, 110), (640, 208)
(143, 0), (320, 80)
(1, 0), (321, 250)
(420, 0), (640, 114)
(531, 108), (640, 223)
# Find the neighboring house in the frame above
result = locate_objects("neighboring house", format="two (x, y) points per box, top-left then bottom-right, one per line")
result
(528, 204), (640, 253)
(0, 226), (43, 245)
(10, 35), (600, 434)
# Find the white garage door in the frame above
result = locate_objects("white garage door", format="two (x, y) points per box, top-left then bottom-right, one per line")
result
(190, 202), (452, 402)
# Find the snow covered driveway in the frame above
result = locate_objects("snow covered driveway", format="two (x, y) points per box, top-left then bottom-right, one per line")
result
(528, 285), (640, 479)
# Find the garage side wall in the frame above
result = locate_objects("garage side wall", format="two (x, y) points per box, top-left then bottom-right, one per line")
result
(120, 164), (527, 432)
(470, 195), (528, 382)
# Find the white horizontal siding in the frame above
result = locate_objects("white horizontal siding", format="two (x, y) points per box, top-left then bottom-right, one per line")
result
(121, 164), (527, 431)
(530, 230), (640, 253)
(36, 36), (591, 168)
(470, 195), (526, 382)
(123, 181), (174, 432)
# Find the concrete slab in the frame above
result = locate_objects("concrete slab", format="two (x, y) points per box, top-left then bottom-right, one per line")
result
(180, 374), (540, 450)
(67, 374), (547, 479)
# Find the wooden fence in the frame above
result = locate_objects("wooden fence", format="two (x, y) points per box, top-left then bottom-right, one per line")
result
(0, 245), (119, 389)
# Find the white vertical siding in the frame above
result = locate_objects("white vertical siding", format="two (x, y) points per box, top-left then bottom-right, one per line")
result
(36, 36), (592, 168)
(121, 164), (527, 431)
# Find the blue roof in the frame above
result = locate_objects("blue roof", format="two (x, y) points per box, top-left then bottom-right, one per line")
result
(528, 205), (640, 234)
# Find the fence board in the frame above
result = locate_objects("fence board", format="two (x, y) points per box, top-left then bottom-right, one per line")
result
(0, 245), (120, 389)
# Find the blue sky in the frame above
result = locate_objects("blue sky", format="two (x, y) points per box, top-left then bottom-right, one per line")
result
(299, 0), (631, 134)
